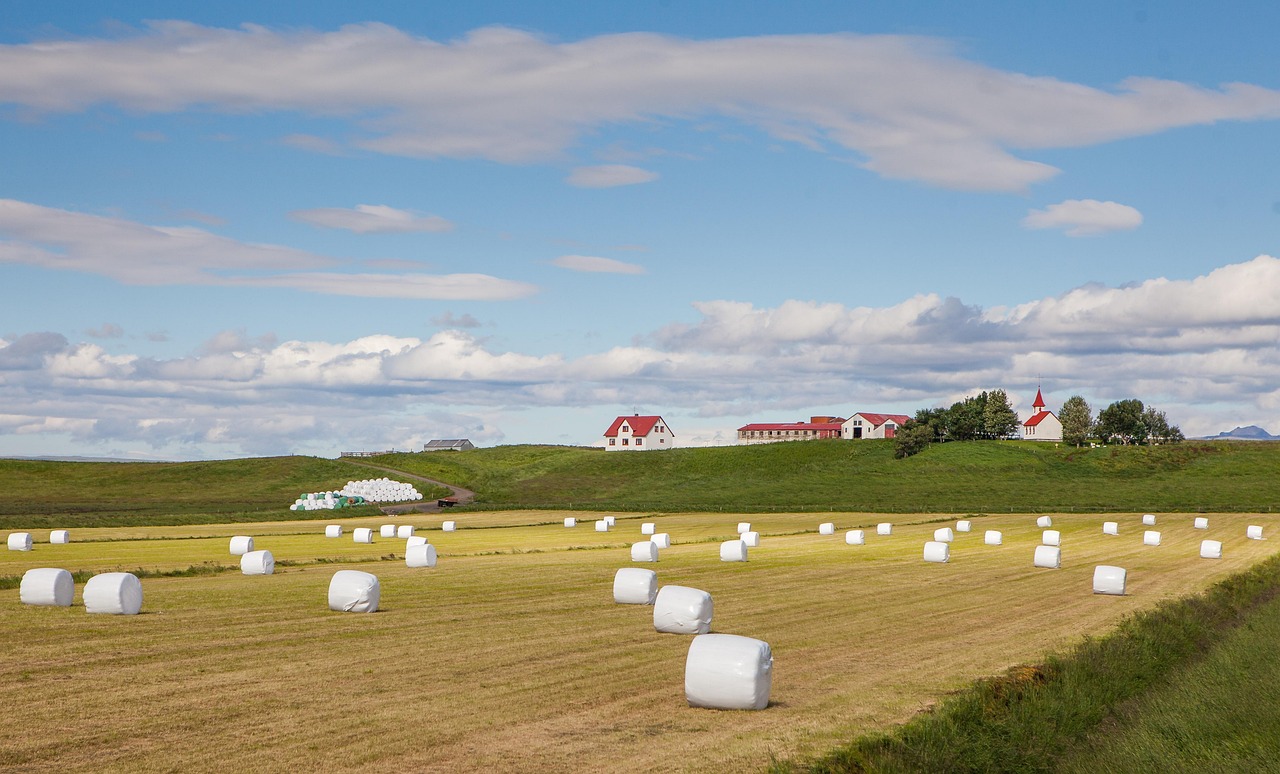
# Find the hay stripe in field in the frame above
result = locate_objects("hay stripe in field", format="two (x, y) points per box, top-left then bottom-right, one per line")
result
(20, 568), (73, 607)
(614, 567), (657, 605)
(654, 585), (713, 634)
(685, 634), (773, 711)
(84, 572), (142, 615)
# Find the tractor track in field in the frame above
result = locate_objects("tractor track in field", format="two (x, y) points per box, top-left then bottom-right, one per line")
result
(342, 460), (475, 514)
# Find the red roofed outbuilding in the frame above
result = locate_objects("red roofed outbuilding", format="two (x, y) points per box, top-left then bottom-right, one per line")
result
(737, 418), (844, 444)
(604, 415), (674, 450)
(841, 412), (912, 440)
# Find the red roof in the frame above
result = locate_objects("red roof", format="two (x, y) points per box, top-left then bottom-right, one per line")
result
(738, 422), (843, 432)
(1032, 388), (1046, 409)
(604, 415), (668, 438)
(851, 413), (911, 428)
(1024, 411), (1057, 427)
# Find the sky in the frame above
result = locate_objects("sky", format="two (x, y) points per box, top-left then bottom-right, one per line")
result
(2, 1), (1279, 459)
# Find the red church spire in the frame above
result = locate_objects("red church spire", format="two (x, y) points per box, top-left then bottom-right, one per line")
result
(1032, 387), (1046, 412)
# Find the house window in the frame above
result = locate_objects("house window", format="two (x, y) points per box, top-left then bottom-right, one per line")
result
(659, 438), (664, 443)
(636, 438), (643, 446)
(622, 438), (629, 445)
(609, 438), (615, 446)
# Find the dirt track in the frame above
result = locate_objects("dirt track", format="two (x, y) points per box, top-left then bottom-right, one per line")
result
(342, 460), (475, 514)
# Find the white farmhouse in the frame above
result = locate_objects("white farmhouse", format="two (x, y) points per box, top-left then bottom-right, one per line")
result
(1021, 388), (1063, 441)
(841, 412), (911, 440)
(603, 415), (674, 451)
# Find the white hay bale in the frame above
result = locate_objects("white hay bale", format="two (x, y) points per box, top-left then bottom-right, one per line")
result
(397, 525), (415, 538)
(84, 572), (143, 615)
(631, 541), (659, 562)
(1247, 525), (1264, 540)
(325, 525), (343, 538)
(1200, 539), (1223, 559)
(923, 541), (950, 563)
(1143, 530), (1161, 546)
(564, 517), (577, 528)
(604, 516), (616, 527)
(956, 520), (971, 533)
(240, 550), (275, 576)
(737, 522), (751, 534)
(594, 520), (609, 532)
(984, 530), (1003, 546)
(818, 522), (836, 535)
(651, 533), (671, 549)
(406, 543), (438, 568)
(49, 530), (70, 544)
(685, 633), (773, 711)
(1034, 545), (1061, 569)
(327, 570), (380, 613)
(442, 521), (457, 532)
(641, 522), (656, 535)
(613, 567), (658, 605)
(654, 585), (714, 635)
(8, 532), (33, 551)
(1103, 521), (1119, 536)
(353, 528), (374, 543)
(933, 527), (954, 543)
(720, 540), (748, 562)
(20, 568), (74, 607)
(1093, 565), (1127, 596)
(1142, 514), (1156, 526)
(876, 523), (892, 535)
(845, 530), (865, 545)
(742, 531), (760, 547)
(1194, 517), (1209, 529)
(229, 536), (254, 556)
(406, 535), (429, 547)
(380, 524), (397, 538)
(1037, 516), (1053, 528)
(1042, 529), (1061, 546)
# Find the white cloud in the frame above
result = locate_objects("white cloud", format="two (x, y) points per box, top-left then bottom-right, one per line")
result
(566, 165), (659, 188)
(84, 323), (124, 339)
(245, 272), (537, 301)
(1023, 199), (1144, 236)
(2, 24), (1278, 190)
(290, 204), (454, 233)
(551, 254), (646, 275)
(431, 311), (483, 329)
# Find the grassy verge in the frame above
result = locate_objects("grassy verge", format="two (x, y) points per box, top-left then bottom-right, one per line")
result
(775, 552), (1280, 773)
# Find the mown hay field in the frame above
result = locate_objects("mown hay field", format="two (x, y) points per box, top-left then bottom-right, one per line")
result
(2, 510), (1276, 772)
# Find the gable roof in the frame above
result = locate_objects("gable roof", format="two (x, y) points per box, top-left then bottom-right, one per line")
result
(851, 412), (912, 428)
(604, 415), (669, 438)
(738, 422), (843, 432)
(1024, 410), (1058, 427)
(424, 439), (472, 449)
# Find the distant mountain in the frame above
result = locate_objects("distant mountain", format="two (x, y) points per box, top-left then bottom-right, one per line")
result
(1201, 425), (1280, 441)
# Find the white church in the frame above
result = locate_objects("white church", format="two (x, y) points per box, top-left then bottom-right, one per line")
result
(1021, 388), (1063, 442)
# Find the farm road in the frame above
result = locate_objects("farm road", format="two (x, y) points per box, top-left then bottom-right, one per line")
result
(342, 460), (475, 514)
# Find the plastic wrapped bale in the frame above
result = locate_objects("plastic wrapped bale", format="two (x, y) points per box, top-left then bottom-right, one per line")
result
(229, 536), (254, 556)
(685, 634), (772, 711)
(8, 532), (32, 551)
(49, 530), (70, 544)
(406, 543), (438, 568)
(641, 522), (656, 535)
(595, 520), (610, 532)
(1037, 516), (1053, 528)
(442, 521), (457, 532)
(1194, 517), (1209, 529)
(923, 541), (950, 563)
(876, 523), (892, 536)
(934, 527), (954, 543)
(406, 535), (429, 547)
(631, 541), (659, 562)
(1093, 565), (1127, 596)
(819, 522), (836, 535)
(353, 528), (374, 544)
(1043, 529), (1061, 546)
(720, 540), (748, 562)
(1103, 521), (1119, 536)
(845, 530), (865, 545)
(737, 522), (751, 534)
(1201, 539), (1223, 559)
(604, 516), (617, 527)
(325, 525), (343, 538)
(654, 585), (714, 634)
(328, 570), (380, 613)
(20, 568), (74, 607)
(651, 533), (671, 550)
(1143, 514), (1157, 526)
(956, 520), (971, 533)
(240, 550), (275, 576)
(564, 517), (577, 528)
(742, 531), (760, 548)
(1248, 525), (1264, 540)
(397, 525), (415, 539)
(380, 525), (397, 538)
(1034, 545), (1061, 569)
(84, 572), (143, 615)
(613, 567), (657, 605)
(984, 530), (1003, 546)
(1143, 530), (1161, 546)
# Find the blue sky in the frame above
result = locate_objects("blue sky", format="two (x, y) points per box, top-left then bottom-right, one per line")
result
(2, 2), (1279, 458)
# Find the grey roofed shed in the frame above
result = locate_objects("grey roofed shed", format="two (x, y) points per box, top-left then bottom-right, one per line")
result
(423, 439), (475, 452)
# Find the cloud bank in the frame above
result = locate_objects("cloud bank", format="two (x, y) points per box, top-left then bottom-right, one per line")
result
(290, 204), (454, 233)
(1024, 199), (1144, 236)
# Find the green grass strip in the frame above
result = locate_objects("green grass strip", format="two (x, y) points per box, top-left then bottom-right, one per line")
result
(774, 553), (1280, 774)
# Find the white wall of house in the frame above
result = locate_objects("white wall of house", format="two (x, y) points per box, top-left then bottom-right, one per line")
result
(1022, 412), (1063, 441)
(604, 418), (673, 451)
(841, 414), (902, 440)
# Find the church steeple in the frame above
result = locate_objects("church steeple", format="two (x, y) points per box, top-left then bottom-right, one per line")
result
(1032, 387), (1046, 414)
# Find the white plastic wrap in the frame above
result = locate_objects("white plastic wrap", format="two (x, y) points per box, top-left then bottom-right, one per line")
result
(1037, 516), (1053, 528)
(1103, 521), (1119, 535)
(876, 523), (892, 535)
(229, 536), (254, 556)
(685, 633), (773, 711)
(406, 535), (429, 547)
(84, 572), (143, 615)
(956, 520), (971, 533)
(923, 541), (950, 563)
(594, 520), (609, 532)
(397, 525), (415, 538)
(442, 521), (457, 532)
(240, 550), (275, 575)
(564, 517), (576, 528)
(984, 530), (1003, 545)
(1143, 530), (1161, 546)
(1034, 545), (1061, 569)
(742, 531), (760, 548)
(604, 516), (617, 527)
(1093, 565), (1127, 595)
(353, 528), (374, 543)
(49, 530), (70, 544)
(328, 570), (380, 613)
(1043, 529), (1061, 546)
(818, 522), (835, 535)
(641, 522), (656, 535)
(613, 567), (658, 605)
(1247, 525), (1264, 540)
(720, 540), (748, 562)
(380, 524), (397, 538)
(325, 525), (343, 538)
(1194, 517), (1209, 529)
(845, 530), (864, 545)
(1142, 514), (1156, 526)
(650, 533), (671, 549)
(933, 527), (954, 543)
(631, 541), (659, 562)
(654, 585), (714, 634)
(737, 522), (751, 534)
(8, 532), (33, 551)
(20, 568), (74, 607)
(406, 543), (438, 568)
(1200, 539), (1223, 559)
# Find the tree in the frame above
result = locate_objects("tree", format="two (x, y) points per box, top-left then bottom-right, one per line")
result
(1142, 406), (1184, 444)
(893, 419), (934, 458)
(1096, 399), (1146, 445)
(1059, 395), (1093, 446)
(946, 393), (988, 441)
(982, 389), (1020, 439)
(912, 408), (948, 442)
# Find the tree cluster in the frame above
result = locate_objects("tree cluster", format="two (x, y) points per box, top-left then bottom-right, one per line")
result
(1075, 397), (1184, 446)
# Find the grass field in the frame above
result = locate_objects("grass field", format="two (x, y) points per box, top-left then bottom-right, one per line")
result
(3, 508), (1276, 772)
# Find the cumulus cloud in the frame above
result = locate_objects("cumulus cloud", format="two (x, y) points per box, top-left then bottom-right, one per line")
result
(431, 311), (483, 328)
(1023, 199), (1144, 236)
(290, 204), (454, 233)
(566, 165), (659, 188)
(2, 23), (1278, 190)
(551, 254), (646, 275)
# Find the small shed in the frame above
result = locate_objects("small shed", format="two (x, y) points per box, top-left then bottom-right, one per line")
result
(423, 439), (475, 452)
